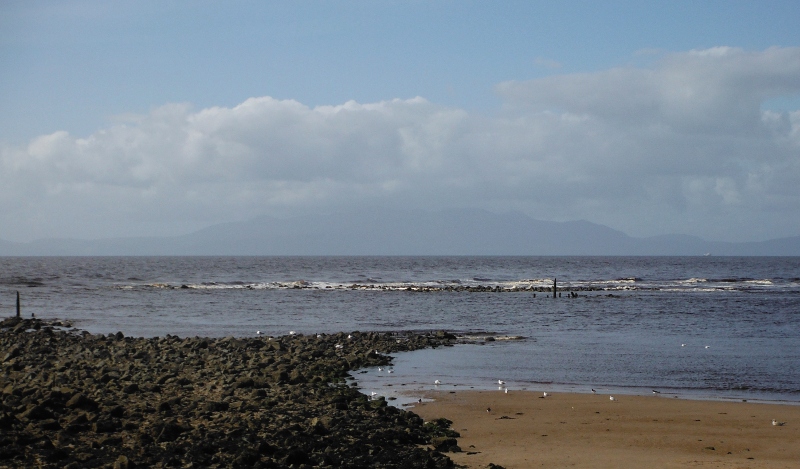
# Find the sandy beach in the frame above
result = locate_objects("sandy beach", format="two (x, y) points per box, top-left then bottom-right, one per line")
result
(412, 390), (800, 468)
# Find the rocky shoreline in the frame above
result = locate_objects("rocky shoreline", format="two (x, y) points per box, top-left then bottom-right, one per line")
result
(1, 317), (465, 468)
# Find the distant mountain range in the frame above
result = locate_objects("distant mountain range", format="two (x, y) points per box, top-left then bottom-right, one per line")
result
(1, 209), (799, 256)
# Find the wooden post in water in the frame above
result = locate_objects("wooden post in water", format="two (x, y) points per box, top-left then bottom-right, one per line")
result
(16, 291), (20, 318)
(552, 278), (557, 298)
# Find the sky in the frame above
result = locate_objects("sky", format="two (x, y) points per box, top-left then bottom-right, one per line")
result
(1, 1), (800, 244)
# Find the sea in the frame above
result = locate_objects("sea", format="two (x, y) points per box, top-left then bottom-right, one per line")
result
(1, 256), (799, 404)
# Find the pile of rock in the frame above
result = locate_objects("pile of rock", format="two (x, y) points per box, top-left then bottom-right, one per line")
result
(1, 317), (458, 468)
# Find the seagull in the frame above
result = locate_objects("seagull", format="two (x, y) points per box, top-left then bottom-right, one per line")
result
(591, 389), (597, 394)
(256, 331), (262, 335)
(681, 344), (686, 347)
(486, 407), (491, 412)
(609, 396), (616, 401)
(370, 392), (378, 398)
(289, 330), (296, 335)
(772, 419), (786, 426)
(378, 367), (383, 371)
(498, 380), (506, 385)
(652, 390), (661, 394)
(335, 344), (343, 349)
(434, 379), (441, 385)
(504, 388), (508, 394)
(387, 369), (394, 374)
(705, 345), (710, 349)
(543, 392), (549, 397)
(347, 334), (353, 339)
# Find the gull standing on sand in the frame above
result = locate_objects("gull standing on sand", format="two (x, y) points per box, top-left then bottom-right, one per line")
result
(543, 392), (549, 397)
(434, 379), (441, 385)
(498, 380), (505, 385)
(609, 396), (616, 401)
(772, 419), (786, 426)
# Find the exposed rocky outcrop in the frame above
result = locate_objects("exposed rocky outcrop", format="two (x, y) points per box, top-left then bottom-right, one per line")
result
(1, 317), (458, 468)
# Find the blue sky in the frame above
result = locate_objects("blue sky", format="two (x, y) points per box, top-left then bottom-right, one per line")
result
(2, 1), (800, 244)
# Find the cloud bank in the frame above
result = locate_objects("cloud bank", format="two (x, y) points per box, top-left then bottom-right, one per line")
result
(2, 47), (800, 242)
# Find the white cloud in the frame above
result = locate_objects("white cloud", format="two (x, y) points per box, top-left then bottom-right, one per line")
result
(2, 47), (800, 242)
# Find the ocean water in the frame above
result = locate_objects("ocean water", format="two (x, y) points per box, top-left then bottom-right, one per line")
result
(1, 256), (799, 402)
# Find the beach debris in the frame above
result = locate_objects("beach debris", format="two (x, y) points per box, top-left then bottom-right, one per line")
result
(772, 419), (786, 426)
(504, 388), (508, 394)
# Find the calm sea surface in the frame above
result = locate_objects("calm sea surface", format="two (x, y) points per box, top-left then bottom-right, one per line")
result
(1, 256), (799, 402)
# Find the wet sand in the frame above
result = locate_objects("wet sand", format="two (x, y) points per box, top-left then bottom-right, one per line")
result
(411, 390), (800, 468)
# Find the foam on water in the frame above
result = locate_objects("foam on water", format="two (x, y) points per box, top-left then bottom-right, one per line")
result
(2, 256), (799, 402)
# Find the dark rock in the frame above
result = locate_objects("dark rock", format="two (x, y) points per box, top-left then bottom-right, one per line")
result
(66, 393), (98, 410)
(0, 320), (458, 468)
(431, 437), (458, 451)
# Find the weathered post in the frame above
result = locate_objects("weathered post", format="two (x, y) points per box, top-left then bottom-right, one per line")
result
(16, 291), (20, 318)
(553, 278), (557, 298)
